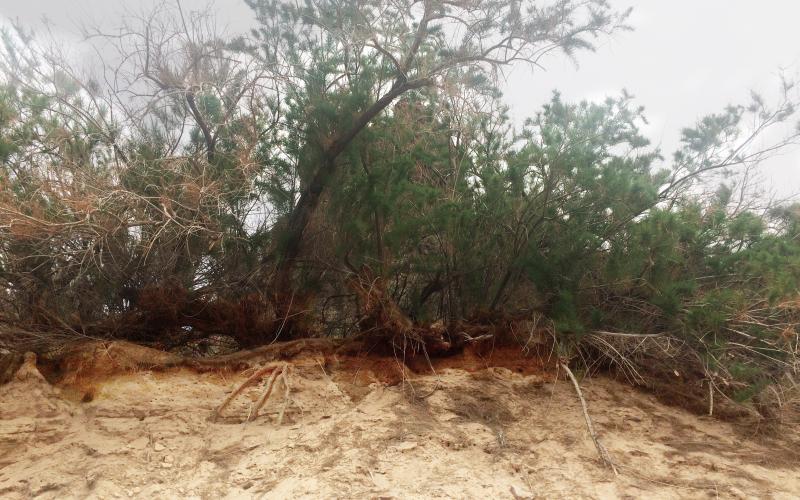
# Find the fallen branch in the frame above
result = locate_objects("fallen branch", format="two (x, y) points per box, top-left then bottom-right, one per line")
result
(560, 362), (619, 475)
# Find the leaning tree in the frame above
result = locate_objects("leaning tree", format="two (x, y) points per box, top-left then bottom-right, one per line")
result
(242, 0), (631, 286)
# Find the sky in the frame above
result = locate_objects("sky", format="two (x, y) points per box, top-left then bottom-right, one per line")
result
(2, 0), (799, 198)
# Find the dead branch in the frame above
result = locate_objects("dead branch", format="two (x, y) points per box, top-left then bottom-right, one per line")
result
(560, 362), (618, 475)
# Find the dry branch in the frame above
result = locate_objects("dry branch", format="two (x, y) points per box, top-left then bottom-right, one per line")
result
(560, 362), (618, 475)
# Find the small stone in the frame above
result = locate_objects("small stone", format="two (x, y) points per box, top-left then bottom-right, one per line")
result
(153, 442), (166, 452)
(85, 471), (98, 488)
(396, 441), (418, 451)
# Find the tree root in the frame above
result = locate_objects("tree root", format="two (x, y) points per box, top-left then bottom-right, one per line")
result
(560, 362), (619, 475)
(211, 363), (291, 423)
(247, 368), (281, 422)
(276, 367), (292, 425)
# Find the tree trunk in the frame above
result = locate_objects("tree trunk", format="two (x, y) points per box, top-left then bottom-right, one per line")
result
(272, 78), (432, 289)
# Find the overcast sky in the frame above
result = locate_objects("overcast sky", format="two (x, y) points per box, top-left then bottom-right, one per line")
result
(2, 0), (799, 198)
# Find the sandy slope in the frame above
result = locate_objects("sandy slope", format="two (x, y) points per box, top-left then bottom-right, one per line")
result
(0, 353), (798, 499)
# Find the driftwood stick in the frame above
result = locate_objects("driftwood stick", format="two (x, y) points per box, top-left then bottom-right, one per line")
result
(560, 362), (619, 475)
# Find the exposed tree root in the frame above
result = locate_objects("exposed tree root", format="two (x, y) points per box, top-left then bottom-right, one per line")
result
(247, 369), (281, 422)
(212, 363), (291, 423)
(249, 366), (293, 423)
(560, 362), (619, 475)
(276, 367), (292, 425)
(211, 364), (280, 421)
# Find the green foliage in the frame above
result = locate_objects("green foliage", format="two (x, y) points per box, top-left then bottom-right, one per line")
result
(1, 2), (799, 410)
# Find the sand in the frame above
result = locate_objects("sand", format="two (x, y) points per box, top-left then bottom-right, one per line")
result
(0, 351), (798, 499)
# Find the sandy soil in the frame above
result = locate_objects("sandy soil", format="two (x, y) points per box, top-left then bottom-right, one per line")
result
(0, 349), (798, 499)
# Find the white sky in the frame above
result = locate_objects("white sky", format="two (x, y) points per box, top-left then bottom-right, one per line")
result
(2, 0), (799, 198)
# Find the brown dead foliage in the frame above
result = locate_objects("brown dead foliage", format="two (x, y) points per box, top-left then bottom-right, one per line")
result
(3, 283), (291, 350)
(29, 318), (558, 401)
(581, 337), (756, 422)
(125, 284), (281, 347)
(8, 263), (778, 428)
(5, 281), (553, 391)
